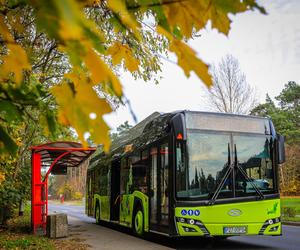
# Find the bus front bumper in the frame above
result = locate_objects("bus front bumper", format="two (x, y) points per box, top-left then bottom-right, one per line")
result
(175, 218), (281, 236)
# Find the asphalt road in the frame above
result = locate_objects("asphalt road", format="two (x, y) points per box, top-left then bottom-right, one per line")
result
(49, 203), (300, 250)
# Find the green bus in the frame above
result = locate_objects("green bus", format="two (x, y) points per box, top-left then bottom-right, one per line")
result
(86, 111), (285, 237)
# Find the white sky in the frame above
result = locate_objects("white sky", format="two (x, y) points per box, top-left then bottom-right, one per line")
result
(105, 0), (300, 130)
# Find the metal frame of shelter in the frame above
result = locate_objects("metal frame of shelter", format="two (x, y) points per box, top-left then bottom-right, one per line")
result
(30, 142), (95, 235)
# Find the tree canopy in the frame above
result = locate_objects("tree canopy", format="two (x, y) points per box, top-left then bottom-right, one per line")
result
(250, 82), (300, 195)
(0, 0), (265, 155)
(251, 81), (300, 144)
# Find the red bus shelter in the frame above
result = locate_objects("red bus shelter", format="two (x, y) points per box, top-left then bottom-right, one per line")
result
(31, 142), (96, 235)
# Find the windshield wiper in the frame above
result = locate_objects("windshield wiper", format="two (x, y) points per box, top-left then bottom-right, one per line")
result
(234, 144), (265, 200)
(208, 143), (265, 206)
(208, 143), (232, 205)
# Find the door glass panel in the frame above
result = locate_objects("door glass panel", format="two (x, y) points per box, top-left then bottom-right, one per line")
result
(234, 135), (274, 196)
(150, 147), (157, 224)
(132, 151), (148, 194)
(160, 143), (169, 226)
(120, 158), (131, 224)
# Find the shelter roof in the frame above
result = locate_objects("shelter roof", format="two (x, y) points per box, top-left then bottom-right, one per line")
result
(31, 141), (96, 169)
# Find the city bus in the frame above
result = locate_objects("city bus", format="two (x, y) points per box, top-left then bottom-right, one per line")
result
(86, 111), (285, 237)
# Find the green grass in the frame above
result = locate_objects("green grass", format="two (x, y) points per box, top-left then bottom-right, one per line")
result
(281, 216), (300, 222)
(0, 204), (55, 250)
(0, 233), (55, 250)
(281, 197), (300, 222)
(1, 202), (89, 250)
(281, 198), (300, 212)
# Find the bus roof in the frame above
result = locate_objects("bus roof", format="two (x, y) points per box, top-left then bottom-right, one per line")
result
(88, 111), (272, 169)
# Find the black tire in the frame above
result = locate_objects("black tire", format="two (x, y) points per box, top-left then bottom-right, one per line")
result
(95, 202), (101, 225)
(132, 205), (144, 236)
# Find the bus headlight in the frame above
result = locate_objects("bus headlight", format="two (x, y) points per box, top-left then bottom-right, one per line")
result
(189, 219), (195, 225)
(179, 218), (185, 223)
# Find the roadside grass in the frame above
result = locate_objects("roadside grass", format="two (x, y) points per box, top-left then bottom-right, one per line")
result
(0, 204), (56, 250)
(281, 197), (300, 222)
(0, 203), (88, 250)
(0, 233), (55, 250)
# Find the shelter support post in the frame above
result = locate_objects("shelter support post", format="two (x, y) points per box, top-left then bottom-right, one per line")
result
(31, 152), (47, 235)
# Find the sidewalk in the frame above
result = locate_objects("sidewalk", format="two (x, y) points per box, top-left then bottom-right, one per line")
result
(66, 215), (171, 250)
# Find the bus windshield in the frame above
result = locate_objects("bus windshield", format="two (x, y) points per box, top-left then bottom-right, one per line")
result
(176, 131), (275, 200)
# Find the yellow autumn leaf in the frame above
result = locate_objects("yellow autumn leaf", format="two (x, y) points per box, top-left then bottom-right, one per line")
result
(0, 16), (13, 42)
(107, 0), (141, 40)
(0, 44), (31, 83)
(51, 79), (113, 151)
(0, 171), (5, 185)
(158, 26), (212, 87)
(171, 40), (212, 87)
(107, 42), (139, 72)
(163, 0), (204, 38)
(59, 20), (82, 40)
(107, 42), (124, 65)
(162, 0), (249, 37)
(0, 16), (31, 84)
(206, 0), (248, 35)
(83, 46), (123, 96)
(7, 12), (25, 33)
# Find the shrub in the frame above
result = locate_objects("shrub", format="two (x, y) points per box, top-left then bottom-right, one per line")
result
(283, 207), (296, 217)
(72, 191), (83, 200)
(57, 183), (73, 200)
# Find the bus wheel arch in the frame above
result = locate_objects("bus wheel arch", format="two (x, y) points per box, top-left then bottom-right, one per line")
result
(132, 198), (144, 236)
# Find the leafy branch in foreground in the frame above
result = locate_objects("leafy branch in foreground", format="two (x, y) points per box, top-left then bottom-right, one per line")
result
(0, 0), (265, 154)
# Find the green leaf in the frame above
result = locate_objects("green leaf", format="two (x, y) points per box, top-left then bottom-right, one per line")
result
(46, 110), (57, 136)
(0, 124), (18, 155)
(0, 100), (23, 122)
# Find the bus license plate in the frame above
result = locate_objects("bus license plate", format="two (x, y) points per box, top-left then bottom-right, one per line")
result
(223, 226), (247, 234)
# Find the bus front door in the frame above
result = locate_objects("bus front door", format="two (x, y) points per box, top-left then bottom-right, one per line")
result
(149, 144), (169, 233)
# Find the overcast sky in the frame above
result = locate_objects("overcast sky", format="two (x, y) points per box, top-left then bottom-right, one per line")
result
(105, 0), (300, 130)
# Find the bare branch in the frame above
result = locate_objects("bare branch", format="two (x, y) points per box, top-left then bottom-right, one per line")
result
(205, 55), (258, 114)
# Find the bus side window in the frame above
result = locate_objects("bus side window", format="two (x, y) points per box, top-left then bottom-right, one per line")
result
(132, 150), (148, 194)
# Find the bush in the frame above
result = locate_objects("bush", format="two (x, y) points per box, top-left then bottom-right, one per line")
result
(72, 192), (83, 200)
(57, 184), (73, 200)
(283, 207), (296, 217)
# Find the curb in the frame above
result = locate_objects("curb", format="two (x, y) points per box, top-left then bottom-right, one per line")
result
(282, 221), (300, 226)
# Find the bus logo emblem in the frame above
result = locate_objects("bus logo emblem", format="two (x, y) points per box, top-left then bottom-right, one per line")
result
(228, 209), (242, 217)
(194, 210), (200, 216)
(188, 210), (193, 216)
(181, 209), (187, 216)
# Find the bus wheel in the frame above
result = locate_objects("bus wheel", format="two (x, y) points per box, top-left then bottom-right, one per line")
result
(95, 203), (101, 225)
(133, 208), (144, 236)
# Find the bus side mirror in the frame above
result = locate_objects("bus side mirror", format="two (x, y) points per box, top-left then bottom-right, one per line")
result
(277, 134), (285, 164)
